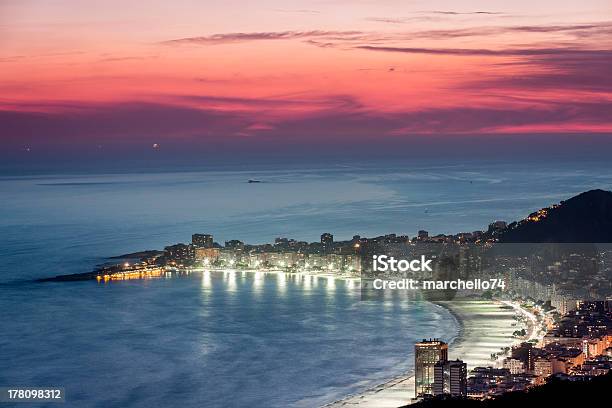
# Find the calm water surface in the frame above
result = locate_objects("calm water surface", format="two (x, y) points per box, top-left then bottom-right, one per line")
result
(1, 161), (611, 407)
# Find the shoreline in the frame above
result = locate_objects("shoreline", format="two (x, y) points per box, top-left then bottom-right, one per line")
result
(39, 266), (530, 408)
(322, 299), (527, 408)
(188, 269), (526, 408)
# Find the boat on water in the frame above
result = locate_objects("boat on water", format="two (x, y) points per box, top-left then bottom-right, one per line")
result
(248, 179), (262, 183)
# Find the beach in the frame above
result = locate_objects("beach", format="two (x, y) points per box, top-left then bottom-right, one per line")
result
(324, 300), (524, 408)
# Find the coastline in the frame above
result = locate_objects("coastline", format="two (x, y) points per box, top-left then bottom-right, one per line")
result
(46, 265), (529, 408)
(322, 299), (525, 408)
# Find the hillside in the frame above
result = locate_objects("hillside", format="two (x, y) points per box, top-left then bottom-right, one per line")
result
(405, 372), (611, 408)
(499, 189), (612, 243)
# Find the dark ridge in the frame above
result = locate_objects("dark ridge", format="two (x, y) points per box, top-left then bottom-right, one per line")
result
(109, 250), (163, 259)
(500, 189), (612, 243)
(405, 371), (612, 408)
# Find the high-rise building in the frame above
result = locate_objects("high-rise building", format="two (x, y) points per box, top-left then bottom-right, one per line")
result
(433, 359), (467, 397)
(511, 342), (534, 371)
(192, 233), (213, 248)
(415, 339), (448, 397)
(321, 233), (334, 246)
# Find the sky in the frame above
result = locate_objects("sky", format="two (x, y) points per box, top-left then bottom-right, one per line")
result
(1, 0), (612, 169)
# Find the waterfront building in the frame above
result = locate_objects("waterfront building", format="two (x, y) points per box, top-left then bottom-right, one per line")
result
(343, 254), (361, 273)
(433, 359), (467, 396)
(195, 247), (220, 265)
(415, 339), (448, 397)
(164, 243), (195, 264)
(218, 248), (247, 266)
(266, 252), (299, 268)
(248, 252), (267, 268)
(192, 233), (213, 248)
(305, 254), (325, 270)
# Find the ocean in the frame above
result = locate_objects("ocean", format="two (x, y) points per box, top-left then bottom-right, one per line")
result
(1, 160), (611, 407)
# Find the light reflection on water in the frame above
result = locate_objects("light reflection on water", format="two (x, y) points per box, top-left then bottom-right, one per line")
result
(326, 276), (336, 292)
(202, 270), (211, 288)
(2, 163), (608, 406)
(303, 274), (311, 290)
(277, 272), (287, 295)
(3, 271), (460, 407)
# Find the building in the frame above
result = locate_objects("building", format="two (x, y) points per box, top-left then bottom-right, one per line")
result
(511, 343), (534, 371)
(552, 349), (585, 374)
(533, 357), (553, 377)
(503, 358), (525, 375)
(415, 339), (448, 397)
(467, 367), (511, 397)
(433, 359), (467, 396)
(551, 296), (577, 315)
(192, 233), (213, 248)
(321, 233), (334, 246)
(218, 248), (244, 266)
(343, 254), (361, 273)
(195, 247), (220, 265)
(417, 230), (429, 240)
(225, 240), (245, 249)
(164, 243), (195, 264)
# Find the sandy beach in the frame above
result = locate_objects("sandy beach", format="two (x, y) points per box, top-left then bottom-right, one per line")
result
(323, 300), (524, 408)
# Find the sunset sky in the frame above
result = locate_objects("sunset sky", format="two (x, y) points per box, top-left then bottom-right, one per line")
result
(2, 0), (612, 167)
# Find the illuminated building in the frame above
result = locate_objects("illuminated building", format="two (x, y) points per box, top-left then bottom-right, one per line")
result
(164, 243), (195, 263)
(503, 358), (526, 374)
(534, 357), (553, 377)
(433, 359), (467, 396)
(551, 296), (578, 315)
(415, 339), (448, 397)
(511, 342), (534, 371)
(192, 233), (214, 248)
(195, 247), (220, 264)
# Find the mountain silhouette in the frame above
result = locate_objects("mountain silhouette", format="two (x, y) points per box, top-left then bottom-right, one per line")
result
(500, 189), (612, 243)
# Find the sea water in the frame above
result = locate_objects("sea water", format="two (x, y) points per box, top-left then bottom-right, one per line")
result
(1, 160), (611, 407)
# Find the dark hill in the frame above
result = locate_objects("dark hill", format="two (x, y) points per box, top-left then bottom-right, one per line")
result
(500, 189), (612, 243)
(405, 371), (611, 408)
